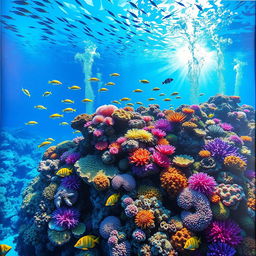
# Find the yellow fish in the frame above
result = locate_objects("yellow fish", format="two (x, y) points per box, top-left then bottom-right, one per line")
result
(152, 87), (160, 91)
(111, 100), (121, 104)
(164, 98), (171, 102)
(120, 97), (131, 101)
(59, 122), (69, 126)
(73, 130), (81, 134)
(62, 108), (76, 113)
(148, 98), (155, 101)
(56, 167), (73, 177)
(105, 82), (115, 86)
(105, 194), (120, 206)
(136, 102), (143, 105)
(139, 79), (150, 84)
(48, 80), (62, 85)
(61, 99), (74, 104)
(74, 235), (99, 251)
(208, 114), (214, 118)
(184, 237), (200, 250)
(199, 93), (205, 96)
(126, 103), (134, 106)
(88, 77), (100, 82)
(133, 89), (143, 93)
(110, 73), (120, 77)
(42, 91), (52, 97)
(34, 105), (47, 110)
(0, 244), (12, 256)
(49, 113), (64, 119)
(68, 86), (81, 90)
(25, 121), (38, 125)
(159, 93), (165, 96)
(98, 88), (108, 92)
(46, 138), (55, 141)
(176, 96), (181, 99)
(82, 98), (93, 102)
(171, 92), (179, 96)
(22, 88), (31, 97)
(38, 141), (51, 148)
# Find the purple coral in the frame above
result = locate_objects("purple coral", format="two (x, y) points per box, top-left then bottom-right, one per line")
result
(155, 119), (172, 132)
(121, 195), (134, 208)
(132, 163), (160, 177)
(188, 173), (217, 196)
(110, 241), (131, 256)
(111, 174), (136, 192)
(132, 229), (146, 242)
(124, 204), (138, 218)
(151, 128), (166, 138)
(65, 152), (81, 164)
(206, 220), (242, 246)
(52, 207), (79, 229)
(61, 175), (81, 190)
(228, 135), (243, 146)
(99, 216), (121, 239)
(207, 243), (236, 256)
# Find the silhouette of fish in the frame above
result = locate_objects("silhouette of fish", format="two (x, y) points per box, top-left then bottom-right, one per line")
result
(162, 78), (174, 84)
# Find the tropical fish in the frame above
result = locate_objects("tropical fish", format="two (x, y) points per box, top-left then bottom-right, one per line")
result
(56, 167), (73, 177)
(22, 88), (31, 97)
(82, 98), (93, 102)
(61, 99), (74, 104)
(176, 1), (186, 7)
(139, 79), (150, 84)
(136, 102), (143, 105)
(105, 193), (120, 206)
(162, 78), (173, 84)
(105, 82), (115, 86)
(164, 98), (171, 101)
(48, 80), (62, 85)
(68, 86), (81, 90)
(110, 73), (120, 77)
(208, 114), (214, 118)
(38, 141), (51, 148)
(126, 103), (134, 106)
(74, 235), (99, 250)
(152, 87), (160, 91)
(98, 88), (108, 92)
(59, 122), (69, 126)
(34, 105), (47, 110)
(149, 0), (158, 8)
(133, 89), (143, 93)
(0, 244), (12, 256)
(171, 92), (179, 96)
(176, 96), (181, 99)
(148, 98), (155, 101)
(62, 108), (76, 113)
(42, 91), (52, 97)
(88, 77), (100, 82)
(73, 130), (81, 134)
(159, 93), (165, 96)
(120, 97), (131, 101)
(46, 138), (55, 141)
(111, 100), (121, 104)
(184, 237), (200, 250)
(199, 93), (205, 96)
(25, 121), (38, 125)
(195, 4), (203, 11)
(12, 1), (29, 5)
(162, 13), (174, 20)
(49, 113), (64, 118)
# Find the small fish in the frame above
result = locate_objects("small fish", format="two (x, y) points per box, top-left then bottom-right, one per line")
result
(176, 1), (185, 7)
(98, 88), (108, 92)
(184, 237), (200, 250)
(195, 4), (203, 11)
(208, 114), (214, 118)
(46, 138), (55, 141)
(139, 79), (150, 84)
(12, 1), (29, 5)
(48, 80), (62, 85)
(159, 93), (165, 96)
(61, 99), (74, 104)
(42, 91), (52, 97)
(136, 102), (143, 105)
(149, 0), (158, 8)
(162, 13), (174, 20)
(171, 92), (179, 96)
(74, 235), (100, 250)
(105, 193), (120, 206)
(73, 130), (81, 134)
(21, 88), (31, 97)
(111, 100), (121, 104)
(176, 96), (181, 99)
(148, 98), (155, 101)
(120, 97), (131, 101)
(62, 108), (76, 113)
(59, 122), (69, 125)
(25, 121), (38, 125)
(82, 98), (93, 102)
(49, 113), (64, 118)
(34, 105), (47, 110)
(162, 78), (173, 84)
(164, 98), (171, 101)
(105, 82), (115, 86)
(152, 87), (160, 91)
(56, 167), (73, 177)
(199, 93), (205, 96)
(68, 86), (81, 90)
(38, 141), (51, 148)
(128, 1), (139, 9)
(0, 244), (12, 256)
(88, 77), (100, 82)
(133, 89), (143, 93)
(126, 103), (134, 106)
(110, 73), (120, 77)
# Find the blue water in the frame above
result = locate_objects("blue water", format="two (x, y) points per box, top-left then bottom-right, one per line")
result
(0, 0), (255, 255)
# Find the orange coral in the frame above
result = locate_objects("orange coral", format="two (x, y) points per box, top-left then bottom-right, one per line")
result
(157, 138), (170, 145)
(171, 228), (192, 252)
(135, 210), (155, 229)
(43, 146), (57, 160)
(198, 150), (211, 158)
(129, 148), (151, 166)
(224, 155), (247, 172)
(182, 121), (198, 128)
(210, 194), (221, 203)
(160, 167), (188, 195)
(109, 142), (121, 150)
(240, 136), (252, 142)
(93, 172), (110, 190)
(166, 112), (186, 123)
(138, 185), (162, 200)
(182, 108), (195, 114)
(247, 198), (256, 211)
(123, 106), (134, 112)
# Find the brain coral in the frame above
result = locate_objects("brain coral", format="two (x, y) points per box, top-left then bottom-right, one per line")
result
(125, 129), (153, 143)
(129, 148), (151, 166)
(112, 109), (133, 121)
(135, 210), (155, 229)
(177, 188), (212, 232)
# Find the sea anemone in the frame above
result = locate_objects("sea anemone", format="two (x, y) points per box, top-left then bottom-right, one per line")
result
(129, 148), (151, 166)
(172, 155), (194, 167)
(52, 207), (80, 229)
(199, 150), (211, 158)
(166, 112), (186, 123)
(95, 141), (109, 151)
(188, 173), (217, 196)
(207, 242), (236, 256)
(61, 175), (81, 191)
(223, 155), (247, 172)
(135, 210), (155, 229)
(155, 144), (176, 155)
(93, 172), (110, 190)
(125, 129), (153, 143)
(152, 151), (170, 167)
(219, 123), (233, 131)
(151, 128), (166, 138)
(109, 142), (121, 155)
(93, 129), (104, 137)
(182, 108), (195, 114)
(155, 119), (172, 132)
(65, 152), (81, 165)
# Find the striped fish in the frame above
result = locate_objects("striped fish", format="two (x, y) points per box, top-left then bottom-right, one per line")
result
(0, 244), (12, 256)
(105, 194), (120, 206)
(56, 168), (73, 177)
(184, 237), (200, 250)
(74, 235), (99, 250)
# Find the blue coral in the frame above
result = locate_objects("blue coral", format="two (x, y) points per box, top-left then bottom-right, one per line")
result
(207, 242), (236, 256)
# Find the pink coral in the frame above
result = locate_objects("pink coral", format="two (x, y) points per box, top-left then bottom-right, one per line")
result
(219, 123), (233, 131)
(142, 116), (152, 122)
(95, 141), (108, 151)
(92, 115), (105, 124)
(151, 128), (166, 138)
(155, 145), (176, 155)
(93, 129), (104, 137)
(104, 116), (114, 126)
(65, 152), (81, 164)
(152, 151), (170, 167)
(116, 137), (127, 144)
(96, 104), (118, 116)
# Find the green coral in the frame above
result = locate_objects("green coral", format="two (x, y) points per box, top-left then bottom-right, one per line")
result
(72, 222), (86, 236)
(43, 183), (58, 200)
(48, 229), (71, 246)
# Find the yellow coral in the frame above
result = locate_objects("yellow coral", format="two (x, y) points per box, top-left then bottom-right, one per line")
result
(182, 121), (198, 128)
(224, 155), (247, 172)
(125, 129), (153, 143)
(112, 109), (133, 121)
(240, 136), (252, 142)
(43, 183), (58, 200)
(93, 171), (110, 190)
(247, 198), (256, 211)
(205, 120), (215, 125)
(194, 128), (206, 137)
(172, 155), (194, 167)
(198, 150), (211, 158)
(137, 185), (162, 200)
